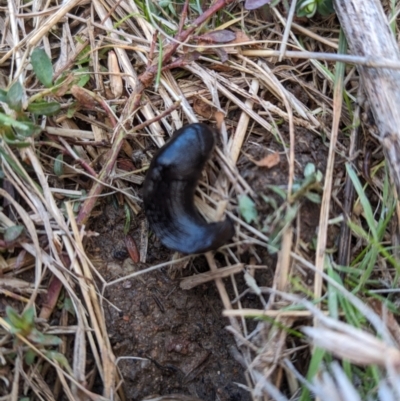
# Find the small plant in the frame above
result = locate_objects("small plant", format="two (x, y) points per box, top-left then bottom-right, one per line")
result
(6, 306), (61, 345)
(239, 194), (258, 224)
(237, 163), (323, 251)
(5, 306), (72, 372)
(0, 48), (61, 148)
(296, 0), (334, 18)
(0, 225), (25, 251)
(6, 306), (61, 363)
(291, 162), (323, 203)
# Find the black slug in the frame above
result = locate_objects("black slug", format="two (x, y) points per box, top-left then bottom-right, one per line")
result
(143, 123), (234, 254)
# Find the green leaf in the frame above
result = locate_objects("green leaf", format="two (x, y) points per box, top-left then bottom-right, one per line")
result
(73, 67), (91, 87)
(45, 351), (73, 374)
(15, 121), (41, 138)
(124, 204), (131, 235)
(304, 192), (321, 203)
(25, 349), (36, 365)
(11, 114), (41, 138)
(159, 0), (170, 7)
(269, 204), (298, 248)
(31, 48), (53, 88)
(0, 146), (31, 183)
(4, 225), (24, 242)
(62, 297), (76, 316)
(3, 138), (31, 148)
(54, 72), (68, 86)
(297, 0), (317, 18)
(304, 162), (315, 177)
(27, 101), (60, 116)
(0, 113), (26, 129)
(6, 306), (24, 331)
(317, 0), (334, 15)
(72, 198), (81, 213)
(299, 347), (325, 401)
(54, 154), (64, 177)
(268, 185), (287, 200)
(346, 163), (378, 241)
(168, 2), (177, 16)
(6, 306), (35, 335)
(66, 103), (78, 118)
(3, 127), (16, 141)
(6, 82), (23, 111)
(0, 112), (37, 134)
(76, 46), (91, 65)
(261, 194), (277, 210)
(284, 204), (299, 225)
(326, 259), (340, 319)
(239, 195), (257, 224)
(0, 89), (7, 103)
(347, 220), (370, 241)
(41, 334), (63, 346)
(21, 307), (35, 326)
(28, 329), (62, 346)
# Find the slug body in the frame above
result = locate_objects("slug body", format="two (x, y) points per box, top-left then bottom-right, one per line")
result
(143, 123), (234, 254)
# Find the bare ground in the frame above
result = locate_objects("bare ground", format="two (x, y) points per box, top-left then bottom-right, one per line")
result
(85, 120), (331, 400)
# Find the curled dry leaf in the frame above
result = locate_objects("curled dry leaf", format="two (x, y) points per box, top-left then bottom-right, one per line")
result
(251, 152), (280, 168)
(85, 230), (100, 238)
(208, 63), (232, 73)
(230, 30), (253, 45)
(52, 74), (75, 97)
(194, 30), (248, 64)
(195, 30), (236, 44)
(215, 111), (225, 132)
(193, 98), (217, 119)
(182, 51), (202, 64)
(212, 47), (229, 63)
(170, 52), (202, 69)
(70, 85), (96, 110)
(53, 234), (63, 254)
(39, 275), (63, 320)
(117, 158), (136, 171)
(244, 0), (272, 10)
(14, 250), (29, 271)
(124, 234), (140, 263)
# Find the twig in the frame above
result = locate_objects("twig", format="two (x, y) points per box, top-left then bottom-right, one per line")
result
(58, 137), (98, 178)
(130, 101), (181, 133)
(178, 0), (190, 35)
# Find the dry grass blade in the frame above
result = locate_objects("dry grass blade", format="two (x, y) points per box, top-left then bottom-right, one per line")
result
(303, 325), (400, 368)
(180, 263), (244, 290)
(314, 31), (345, 311)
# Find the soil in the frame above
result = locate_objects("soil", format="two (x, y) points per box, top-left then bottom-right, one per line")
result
(89, 202), (272, 401)
(87, 122), (336, 400)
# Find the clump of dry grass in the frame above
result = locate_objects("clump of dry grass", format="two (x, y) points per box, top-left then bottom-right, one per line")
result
(1, 0), (400, 400)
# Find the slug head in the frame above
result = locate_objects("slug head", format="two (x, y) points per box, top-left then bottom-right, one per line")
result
(155, 123), (215, 180)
